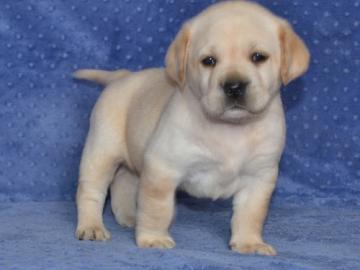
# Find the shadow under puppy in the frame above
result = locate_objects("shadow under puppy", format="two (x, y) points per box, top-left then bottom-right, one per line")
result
(74, 1), (309, 256)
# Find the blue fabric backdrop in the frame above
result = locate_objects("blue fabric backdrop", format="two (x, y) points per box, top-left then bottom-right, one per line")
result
(0, 0), (359, 269)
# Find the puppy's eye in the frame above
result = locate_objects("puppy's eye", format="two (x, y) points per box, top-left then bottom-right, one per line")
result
(201, 56), (217, 67)
(251, 52), (268, 64)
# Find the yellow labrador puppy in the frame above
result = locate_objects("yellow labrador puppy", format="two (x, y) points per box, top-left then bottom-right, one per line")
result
(74, 1), (309, 256)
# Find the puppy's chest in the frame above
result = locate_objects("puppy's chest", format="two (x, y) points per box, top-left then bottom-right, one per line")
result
(155, 111), (284, 199)
(178, 136), (255, 199)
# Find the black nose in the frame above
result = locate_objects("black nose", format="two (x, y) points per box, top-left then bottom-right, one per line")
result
(222, 81), (248, 98)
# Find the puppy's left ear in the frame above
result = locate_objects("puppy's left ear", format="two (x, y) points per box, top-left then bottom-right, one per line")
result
(279, 20), (310, 85)
(165, 22), (191, 87)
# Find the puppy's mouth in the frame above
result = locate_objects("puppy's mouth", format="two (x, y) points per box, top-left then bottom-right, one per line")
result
(226, 100), (269, 116)
(220, 105), (253, 123)
(220, 101), (269, 123)
(200, 94), (268, 124)
(226, 104), (248, 111)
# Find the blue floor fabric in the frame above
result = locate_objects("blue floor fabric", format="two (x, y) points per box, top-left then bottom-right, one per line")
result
(0, 200), (359, 270)
(0, 0), (359, 269)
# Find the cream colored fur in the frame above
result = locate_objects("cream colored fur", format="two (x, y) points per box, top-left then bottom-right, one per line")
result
(74, 1), (309, 256)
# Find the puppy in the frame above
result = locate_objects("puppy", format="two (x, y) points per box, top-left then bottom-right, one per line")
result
(74, 1), (309, 256)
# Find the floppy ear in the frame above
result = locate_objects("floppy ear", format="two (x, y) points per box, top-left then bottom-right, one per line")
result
(165, 23), (191, 86)
(279, 20), (310, 85)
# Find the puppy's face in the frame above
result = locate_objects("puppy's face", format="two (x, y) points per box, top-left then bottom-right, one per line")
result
(188, 17), (282, 122)
(166, 2), (310, 123)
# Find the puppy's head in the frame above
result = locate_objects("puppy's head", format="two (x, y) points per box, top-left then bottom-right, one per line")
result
(166, 1), (310, 123)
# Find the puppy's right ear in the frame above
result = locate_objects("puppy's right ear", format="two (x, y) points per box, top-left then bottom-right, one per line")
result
(165, 23), (191, 87)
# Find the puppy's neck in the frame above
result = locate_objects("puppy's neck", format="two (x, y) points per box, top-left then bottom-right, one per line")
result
(179, 85), (206, 119)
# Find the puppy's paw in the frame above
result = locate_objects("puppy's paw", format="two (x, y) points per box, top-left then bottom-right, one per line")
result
(119, 216), (136, 228)
(76, 225), (111, 241)
(136, 233), (175, 249)
(230, 241), (277, 256)
(114, 214), (136, 228)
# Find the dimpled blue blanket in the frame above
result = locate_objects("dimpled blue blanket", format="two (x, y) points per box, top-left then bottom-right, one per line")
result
(0, 0), (359, 269)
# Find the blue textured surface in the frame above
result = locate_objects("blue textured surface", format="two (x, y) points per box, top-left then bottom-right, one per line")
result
(1, 201), (359, 270)
(0, 0), (359, 269)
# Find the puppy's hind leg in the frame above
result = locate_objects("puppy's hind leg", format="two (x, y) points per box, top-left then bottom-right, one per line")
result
(110, 168), (139, 228)
(76, 124), (123, 241)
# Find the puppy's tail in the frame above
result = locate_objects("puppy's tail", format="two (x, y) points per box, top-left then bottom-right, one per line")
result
(73, 69), (131, 86)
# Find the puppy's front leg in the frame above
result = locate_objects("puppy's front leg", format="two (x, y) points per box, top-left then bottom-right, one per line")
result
(136, 166), (176, 249)
(230, 169), (278, 256)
